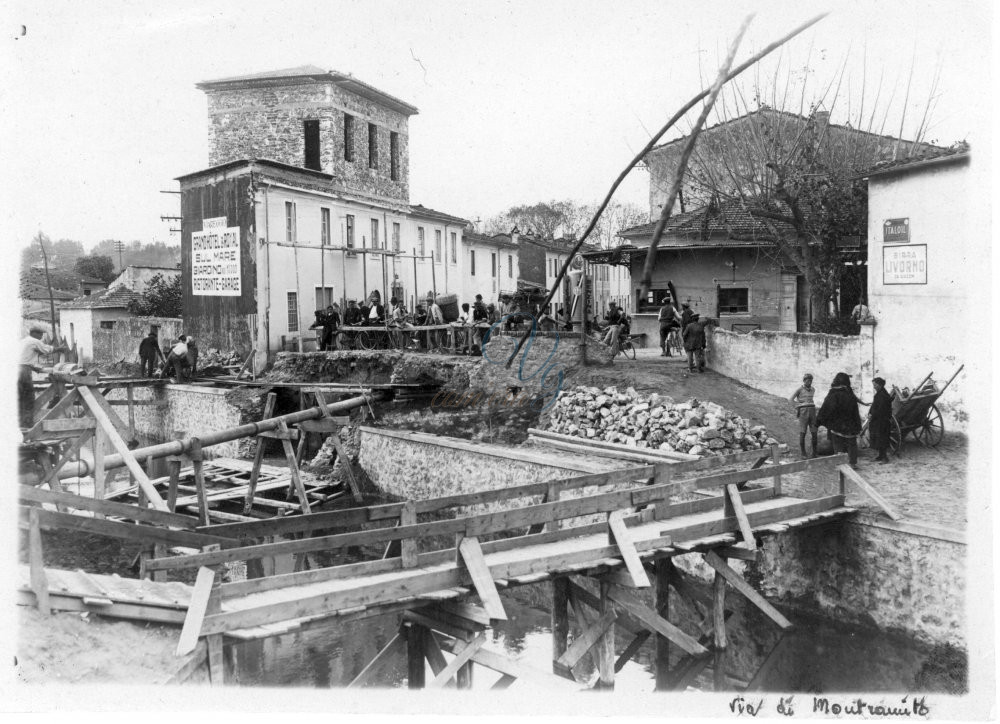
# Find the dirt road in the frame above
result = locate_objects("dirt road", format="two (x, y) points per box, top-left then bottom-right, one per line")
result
(567, 348), (967, 529)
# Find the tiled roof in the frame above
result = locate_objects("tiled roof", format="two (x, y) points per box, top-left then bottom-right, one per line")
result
(408, 204), (470, 226)
(20, 284), (78, 301)
(619, 201), (793, 245)
(863, 142), (970, 178)
(60, 287), (138, 310)
(463, 230), (518, 249)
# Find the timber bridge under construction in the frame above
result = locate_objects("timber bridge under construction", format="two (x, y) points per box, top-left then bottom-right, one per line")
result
(18, 369), (907, 691)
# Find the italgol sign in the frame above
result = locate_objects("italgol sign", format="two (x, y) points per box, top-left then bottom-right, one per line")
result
(883, 217), (910, 243)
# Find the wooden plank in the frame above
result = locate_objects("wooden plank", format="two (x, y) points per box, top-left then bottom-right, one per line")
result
(596, 581), (616, 688)
(81, 385), (135, 441)
(403, 610), (478, 642)
(40, 418), (96, 432)
(552, 576), (569, 667)
(206, 634), (224, 685)
(716, 546), (759, 562)
(436, 600), (490, 627)
(713, 571), (727, 649)
(330, 436), (363, 504)
(615, 631), (651, 673)
(15, 589), (188, 624)
(653, 485), (773, 521)
(399, 501), (417, 569)
(703, 550), (792, 629)
(427, 632), (486, 688)
(176, 567), (217, 655)
(277, 420), (311, 515)
(606, 583), (708, 657)
(770, 444), (783, 496)
(25, 388), (81, 439)
(436, 635), (581, 692)
(28, 508), (50, 615)
(19, 486), (201, 530)
(165, 640), (208, 685)
(78, 386), (168, 511)
(526, 427), (699, 462)
(725, 484), (757, 549)
(458, 536), (506, 621)
(406, 622), (426, 689)
(21, 507), (235, 550)
(126, 385), (135, 439)
(347, 632), (406, 689)
(30, 384), (58, 420)
(653, 559), (671, 689)
(422, 628), (454, 687)
(243, 393), (277, 514)
(532, 437), (693, 465)
(607, 510), (650, 588)
(189, 439), (210, 527)
(837, 464), (903, 521)
(555, 608), (618, 671)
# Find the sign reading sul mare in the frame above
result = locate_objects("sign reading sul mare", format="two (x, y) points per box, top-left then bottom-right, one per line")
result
(883, 217), (909, 243)
(883, 244), (927, 285)
(192, 217), (241, 296)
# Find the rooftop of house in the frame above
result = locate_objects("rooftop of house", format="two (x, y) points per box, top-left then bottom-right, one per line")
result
(78, 275), (108, 285)
(196, 65), (419, 116)
(408, 204), (471, 227)
(862, 142), (970, 179)
(619, 200), (793, 246)
(462, 229), (519, 250)
(60, 286), (139, 310)
(648, 107), (947, 157)
(20, 283), (78, 301)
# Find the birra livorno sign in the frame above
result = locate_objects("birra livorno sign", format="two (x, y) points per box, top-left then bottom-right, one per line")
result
(883, 218), (909, 243)
(192, 217), (241, 296)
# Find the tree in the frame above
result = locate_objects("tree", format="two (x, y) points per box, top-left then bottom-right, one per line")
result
(75, 254), (117, 283)
(484, 199), (646, 247)
(648, 60), (947, 325)
(127, 273), (182, 318)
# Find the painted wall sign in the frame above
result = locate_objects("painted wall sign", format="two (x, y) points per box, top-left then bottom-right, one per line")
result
(883, 244), (927, 285)
(883, 218), (910, 243)
(192, 222), (242, 296)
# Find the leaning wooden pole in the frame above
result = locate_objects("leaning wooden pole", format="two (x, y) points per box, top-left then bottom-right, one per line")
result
(504, 12), (828, 368)
(37, 232), (61, 348)
(100, 392), (374, 472)
(637, 15), (752, 295)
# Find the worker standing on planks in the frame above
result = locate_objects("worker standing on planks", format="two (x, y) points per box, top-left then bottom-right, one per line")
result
(19, 327), (67, 428)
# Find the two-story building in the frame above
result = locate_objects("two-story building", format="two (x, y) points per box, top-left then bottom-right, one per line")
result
(176, 66), (470, 367)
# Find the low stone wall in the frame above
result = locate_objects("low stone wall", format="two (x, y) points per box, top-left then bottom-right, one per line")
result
(675, 514), (965, 648)
(92, 316), (183, 364)
(105, 384), (246, 458)
(707, 324), (875, 408)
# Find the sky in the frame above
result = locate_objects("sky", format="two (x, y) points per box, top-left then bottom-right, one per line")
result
(1, 0), (992, 251)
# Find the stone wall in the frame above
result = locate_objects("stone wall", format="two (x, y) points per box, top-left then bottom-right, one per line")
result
(105, 384), (247, 458)
(91, 316), (184, 364)
(205, 80), (410, 202)
(674, 515), (965, 648)
(707, 324), (875, 409)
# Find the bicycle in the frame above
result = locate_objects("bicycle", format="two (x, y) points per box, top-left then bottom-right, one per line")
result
(665, 327), (683, 356)
(616, 333), (636, 360)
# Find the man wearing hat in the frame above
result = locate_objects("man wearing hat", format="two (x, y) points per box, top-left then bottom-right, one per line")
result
(868, 377), (893, 463)
(789, 373), (819, 457)
(602, 301), (625, 349)
(138, 328), (165, 377)
(657, 297), (680, 357)
(19, 327), (67, 428)
(817, 372), (863, 467)
(426, 293), (445, 349)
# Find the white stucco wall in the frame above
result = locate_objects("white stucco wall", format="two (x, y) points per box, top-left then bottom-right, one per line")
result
(867, 159), (972, 429)
(462, 239), (516, 307)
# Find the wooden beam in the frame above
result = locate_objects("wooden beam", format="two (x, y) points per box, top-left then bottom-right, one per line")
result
(176, 567), (216, 655)
(596, 581), (615, 689)
(277, 419), (311, 514)
(713, 571), (727, 649)
(78, 386), (167, 511)
(19, 507), (236, 550)
(37, 429), (93, 490)
(552, 576), (570, 669)
(28, 508), (50, 615)
(81, 386), (135, 442)
(422, 628), (454, 688)
(653, 558), (671, 689)
(725, 484), (756, 549)
(716, 546), (759, 562)
(554, 608), (618, 671)
(243, 393), (277, 515)
(837, 464), (903, 521)
(605, 583), (708, 657)
(18, 486), (201, 530)
(25, 388), (81, 439)
(427, 632), (486, 688)
(458, 536), (506, 621)
(347, 632), (405, 688)
(399, 501), (417, 569)
(607, 510), (650, 587)
(40, 418), (96, 432)
(702, 550), (792, 630)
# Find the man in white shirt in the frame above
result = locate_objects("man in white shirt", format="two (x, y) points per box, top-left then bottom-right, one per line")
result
(427, 294), (445, 349)
(165, 335), (190, 382)
(19, 328), (66, 428)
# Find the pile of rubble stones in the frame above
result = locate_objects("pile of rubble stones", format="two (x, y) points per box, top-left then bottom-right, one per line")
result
(544, 386), (780, 456)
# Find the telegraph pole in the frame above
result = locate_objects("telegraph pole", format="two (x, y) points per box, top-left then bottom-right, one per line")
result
(114, 240), (125, 272)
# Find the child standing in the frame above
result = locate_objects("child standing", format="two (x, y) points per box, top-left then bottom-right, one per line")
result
(790, 373), (818, 457)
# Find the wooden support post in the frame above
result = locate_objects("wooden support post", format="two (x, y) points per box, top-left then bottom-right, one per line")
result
(458, 536), (506, 620)
(190, 438), (209, 527)
(713, 571), (727, 649)
(399, 501), (417, 569)
(770, 443), (782, 496)
(654, 558), (671, 691)
(406, 622), (426, 689)
(92, 423), (106, 515)
(552, 576), (570, 671)
(277, 420), (311, 514)
(244, 393), (277, 514)
(703, 550), (792, 630)
(725, 484), (756, 550)
(166, 430), (184, 513)
(607, 509), (650, 587)
(713, 649), (726, 692)
(528, 483), (560, 535)
(347, 632), (406, 689)
(428, 633), (485, 689)
(838, 464), (902, 520)
(28, 508), (50, 615)
(126, 385), (135, 440)
(596, 580), (616, 690)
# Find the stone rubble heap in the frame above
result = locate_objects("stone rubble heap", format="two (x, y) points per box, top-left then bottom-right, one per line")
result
(545, 385), (780, 456)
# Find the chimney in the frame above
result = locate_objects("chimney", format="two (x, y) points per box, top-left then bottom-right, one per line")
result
(510, 225), (520, 246)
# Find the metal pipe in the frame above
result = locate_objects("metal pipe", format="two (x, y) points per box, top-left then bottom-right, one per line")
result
(100, 392), (373, 471)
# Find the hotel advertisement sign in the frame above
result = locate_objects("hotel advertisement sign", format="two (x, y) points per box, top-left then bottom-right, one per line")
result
(883, 217), (909, 243)
(883, 244), (927, 285)
(192, 217), (241, 296)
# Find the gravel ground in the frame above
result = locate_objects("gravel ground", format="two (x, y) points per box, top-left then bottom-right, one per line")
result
(567, 347), (968, 530)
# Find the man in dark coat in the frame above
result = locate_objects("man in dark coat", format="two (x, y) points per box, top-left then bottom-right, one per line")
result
(816, 372), (863, 467)
(682, 315), (708, 373)
(138, 330), (162, 377)
(868, 376), (893, 463)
